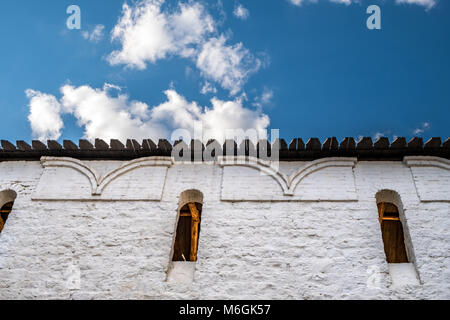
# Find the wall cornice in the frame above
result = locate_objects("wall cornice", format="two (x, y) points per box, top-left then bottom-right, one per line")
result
(1, 137), (448, 161)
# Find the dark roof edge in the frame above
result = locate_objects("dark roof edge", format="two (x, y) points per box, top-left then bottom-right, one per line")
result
(0, 137), (449, 162)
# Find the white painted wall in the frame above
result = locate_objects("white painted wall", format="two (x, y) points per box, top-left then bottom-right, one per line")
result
(0, 157), (449, 299)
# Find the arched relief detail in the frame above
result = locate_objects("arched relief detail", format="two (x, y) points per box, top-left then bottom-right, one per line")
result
(218, 156), (357, 196)
(40, 156), (174, 196)
(40, 157), (99, 194)
(288, 158), (357, 195)
(404, 156), (450, 171)
(404, 156), (450, 202)
(97, 157), (174, 195)
(34, 156), (174, 200)
(219, 156), (288, 193)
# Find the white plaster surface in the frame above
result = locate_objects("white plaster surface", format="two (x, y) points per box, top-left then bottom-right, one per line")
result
(404, 157), (450, 202)
(388, 264), (420, 289)
(167, 262), (196, 284)
(33, 157), (172, 201)
(219, 157), (357, 200)
(0, 158), (449, 299)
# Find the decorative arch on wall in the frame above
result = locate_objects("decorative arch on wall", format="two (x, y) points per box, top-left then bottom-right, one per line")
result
(40, 156), (175, 195)
(404, 156), (450, 171)
(218, 156), (357, 199)
(33, 156), (174, 200)
(404, 156), (450, 202)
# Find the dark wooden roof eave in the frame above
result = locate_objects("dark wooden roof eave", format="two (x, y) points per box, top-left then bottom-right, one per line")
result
(0, 137), (448, 162)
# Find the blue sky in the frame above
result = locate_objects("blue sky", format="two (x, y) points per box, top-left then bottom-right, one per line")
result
(0, 0), (448, 143)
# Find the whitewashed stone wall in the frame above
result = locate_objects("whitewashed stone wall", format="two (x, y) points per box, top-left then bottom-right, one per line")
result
(0, 157), (449, 300)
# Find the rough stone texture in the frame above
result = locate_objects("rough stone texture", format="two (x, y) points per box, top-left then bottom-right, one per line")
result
(0, 157), (449, 300)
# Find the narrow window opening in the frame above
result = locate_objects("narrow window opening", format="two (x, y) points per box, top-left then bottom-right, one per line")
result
(172, 202), (202, 262)
(0, 190), (17, 234)
(377, 202), (409, 263)
(167, 190), (204, 284)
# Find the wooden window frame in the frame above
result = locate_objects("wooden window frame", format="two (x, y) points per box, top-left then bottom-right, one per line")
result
(173, 202), (202, 262)
(0, 202), (14, 234)
(377, 202), (409, 264)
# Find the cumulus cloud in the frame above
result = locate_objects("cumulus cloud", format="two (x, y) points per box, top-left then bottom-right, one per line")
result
(196, 36), (261, 95)
(26, 84), (270, 143)
(108, 0), (215, 69)
(152, 89), (269, 141)
(108, 0), (260, 94)
(233, 3), (250, 20)
(60, 84), (166, 141)
(26, 89), (64, 141)
(82, 25), (105, 43)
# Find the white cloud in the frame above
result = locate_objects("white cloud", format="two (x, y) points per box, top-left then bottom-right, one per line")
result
(26, 84), (270, 143)
(26, 89), (64, 141)
(396, 0), (436, 9)
(253, 87), (274, 108)
(288, 0), (318, 6)
(260, 88), (274, 105)
(288, 0), (436, 9)
(288, 0), (355, 7)
(374, 132), (385, 140)
(82, 25), (105, 43)
(372, 131), (397, 141)
(200, 81), (217, 95)
(413, 122), (431, 135)
(108, 0), (214, 69)
(200, 97), (269, 142)
(60, 84), (166, 141)
(196, 36), (261, 95)
(329, 0), (352, 5)
(108, 0), (260, 95)
(289, 0), (304, 5)
(233, 3), (250, 20)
